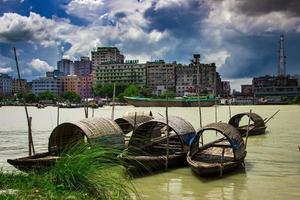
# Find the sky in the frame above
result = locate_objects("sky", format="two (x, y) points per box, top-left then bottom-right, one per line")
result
(0, 0), (300, 91)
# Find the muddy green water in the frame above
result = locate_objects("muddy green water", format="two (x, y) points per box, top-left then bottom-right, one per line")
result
(0, 105), (299, 199)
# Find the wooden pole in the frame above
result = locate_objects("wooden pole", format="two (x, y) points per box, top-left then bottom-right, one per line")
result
(133, 112), (137, 131)
(165, 96), (170, 170)
(228, 103), (232, 119)
(245, 109), (252, 149)
(264, 109), (280, 125)
(13, 47), (35, 156)
(165, 71), (170, 170)
(57, 105), (60, 126)
(92, 107), (95, 118)
(111, 83), (116, 120)
(28, 117), (35, 155)
(197, 90), (203, 145)
(220, 147), (225, 177)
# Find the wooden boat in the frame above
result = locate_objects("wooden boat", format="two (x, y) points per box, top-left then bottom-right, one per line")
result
(119, 116), (196, 172)
(7, 118), (124, 172)
(124, 96), (215, 107)
(187, 122), (246, 177)
(228, 112), (266, 136)
(36, 103), (46, 109)
(114, 111), (154, 146)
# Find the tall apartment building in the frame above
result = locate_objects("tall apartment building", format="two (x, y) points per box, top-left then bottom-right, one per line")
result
(175, 64), (197, 96)
(12, 79), (28, 94)
(221, 81), (231, 97)
(91, 47), (124, 66)
(93, 60), (146, 85)
(60, 75), (80, 94)
(74, 57), (92, 76)
(79, 75), (93, 99)
(0, 73), (12, 96)
(57, 59), (74, 75)
(74, 57), (93, 98)
(146, 60), (176, 95)
(32, 77), (62, 95)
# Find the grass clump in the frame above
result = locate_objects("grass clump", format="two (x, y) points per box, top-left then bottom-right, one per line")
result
(0, 144), (137, 200)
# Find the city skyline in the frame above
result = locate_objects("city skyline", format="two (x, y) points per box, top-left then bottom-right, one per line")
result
(1, 0), (300, 91)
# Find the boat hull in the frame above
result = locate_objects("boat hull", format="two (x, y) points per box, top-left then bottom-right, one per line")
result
(125, 97), (215, 107)
(187, 152), (245, 177)
(7, 152), (59, 172)
(238, 126), (267, 136)
(119, 153), (186, 172)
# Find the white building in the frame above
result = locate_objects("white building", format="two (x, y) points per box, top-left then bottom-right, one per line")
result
(0, 73), (12, 96)
(32, 77), (62, 95)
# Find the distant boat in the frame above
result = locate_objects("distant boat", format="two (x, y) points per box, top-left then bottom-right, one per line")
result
(187, 122), (247, 177)
(228, 112), (267, 136)
(124, 96), (215, 107)
(36, 103), (46, 109)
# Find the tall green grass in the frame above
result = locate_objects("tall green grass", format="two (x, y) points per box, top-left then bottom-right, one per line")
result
(0, 144), (137, 200)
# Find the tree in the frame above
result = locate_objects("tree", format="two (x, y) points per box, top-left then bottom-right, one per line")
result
(38, 91), (56, 101)
(160, 90), (176, 98)
(119, 85), (140, 99)
(60, 92), (81, 103)
(140, 86), (153, 97)
(23, 93), (38, 103)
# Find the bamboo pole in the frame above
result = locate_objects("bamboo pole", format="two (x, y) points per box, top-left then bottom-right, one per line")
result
(57, 105), (60, 126)
(111, 83), (116, 120)
(228, 103), (232, 119)
(92, 107), (95, 118)
(165, 96), (170, 170)
(264, 109), (280, 125)
(245, 109), (252, 149)
(220, 147), (225, 177)
(13, 47), (35, 156)
(133, 112), (137, 131)
(197, 90), (203, 145)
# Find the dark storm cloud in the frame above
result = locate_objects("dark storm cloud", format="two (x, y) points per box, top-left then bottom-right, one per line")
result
(144, 0), (209, 37)
(236, 0), (300, 17)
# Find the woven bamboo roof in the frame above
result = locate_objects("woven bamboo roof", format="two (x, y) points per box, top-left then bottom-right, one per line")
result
(129, 116), (196, 148)
(191, 122), (245, 160)
(48, 118), (123, 153)
(228, 112), (265, 128)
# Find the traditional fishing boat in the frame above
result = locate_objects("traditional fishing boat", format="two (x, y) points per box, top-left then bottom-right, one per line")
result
(228, 112), (267, 136)
(124, 96), (215, 107)
(187, 122), (246, 177)
(119, 116), (196, 172)
(7, 118), (124, 172)
(114, 111), (154, 146)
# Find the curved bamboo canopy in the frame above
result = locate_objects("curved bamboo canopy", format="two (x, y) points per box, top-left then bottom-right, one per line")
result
(115, 113), (154, 134)
(48, 118), (124, 153)
(228, 112), (265, 129)
(129, 116), (196, 149)
(191, 122), (246, 160)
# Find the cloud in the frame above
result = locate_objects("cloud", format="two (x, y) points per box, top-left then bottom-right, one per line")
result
(0, 67), (13, 73)
(28, 58), (54, 72)
(203, 50), (231, 68)
(235, 0), (300, 17)
(227, 77), (253, 91)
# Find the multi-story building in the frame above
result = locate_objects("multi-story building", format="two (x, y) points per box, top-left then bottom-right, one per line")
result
(79, 74), (93, 99)
(60, 75), (80, 94)
(57, 59), (74, 75)
(253, 75), (300, 97)
(221, 81), (231, 97)
(241, 84), (253, 96)
(74, 57), (92, 77)
(175, 64), (197, 96)
(93, 60), (146, 85)
(91, 47), (124, 66)
(0, 73), (12, 96)
(46, 69), (64, 78)
(146, 60), (176, 95)
(12, 79), (28, 94)
(32, 77), (62, 95)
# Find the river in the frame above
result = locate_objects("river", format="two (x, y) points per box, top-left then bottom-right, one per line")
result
(0, 105), (299, 199)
